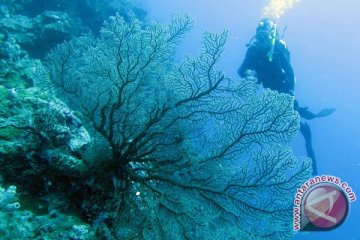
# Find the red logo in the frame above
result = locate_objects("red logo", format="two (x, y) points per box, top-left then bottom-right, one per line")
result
(303, 184), (348, 230)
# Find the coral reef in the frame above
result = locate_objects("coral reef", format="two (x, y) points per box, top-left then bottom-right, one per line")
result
(0, 1), (311, 239)
(0, 86), (91, 180)
(0, 68), (94, 240)
(0, 0), (147, 58)
(0, 184), (95, 239)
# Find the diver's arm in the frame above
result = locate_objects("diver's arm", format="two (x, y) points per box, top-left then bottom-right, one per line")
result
(237, 47), (256, 78)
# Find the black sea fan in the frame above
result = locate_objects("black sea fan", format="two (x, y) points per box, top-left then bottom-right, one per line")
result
(41, 13), (311, 239)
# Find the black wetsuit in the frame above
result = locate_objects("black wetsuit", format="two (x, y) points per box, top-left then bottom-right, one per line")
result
(238, 39), (295, 95)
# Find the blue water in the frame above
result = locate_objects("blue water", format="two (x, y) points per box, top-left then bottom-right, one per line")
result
(140, 0), (360, 239)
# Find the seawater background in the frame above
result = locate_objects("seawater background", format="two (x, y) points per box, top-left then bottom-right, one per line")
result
(138, 0), (360, 239)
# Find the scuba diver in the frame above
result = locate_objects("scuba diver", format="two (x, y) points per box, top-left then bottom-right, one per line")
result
(238, 18), (335, 175)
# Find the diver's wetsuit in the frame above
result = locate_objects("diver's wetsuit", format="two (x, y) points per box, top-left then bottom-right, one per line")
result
(238, 39), (318, 175)
(238, 39), (295, 95)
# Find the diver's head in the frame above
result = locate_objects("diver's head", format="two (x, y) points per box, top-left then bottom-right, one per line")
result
(255, 18), (277, 47)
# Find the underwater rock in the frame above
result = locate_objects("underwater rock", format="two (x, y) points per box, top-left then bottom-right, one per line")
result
(13, 0), (148, 32)
(50, 101), (91, 153)
(40, 149), (88, 176)
(0, 195), (95, 239)
(29, 98), (91, 154)
(30, 10), (81, 57)
(0, 0), (148, 61)
(0, 34), (37, 89)
(0, 185), (20, 212)
(69, 224), (91, 240)
(0, 86), (93, 237)
(0, 14), (34, 45)
(0, 9), (82, 58)
(0, 85), (91, 182)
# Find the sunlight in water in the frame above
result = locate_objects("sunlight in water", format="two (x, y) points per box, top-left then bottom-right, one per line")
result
(262, 0), (301, 19)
